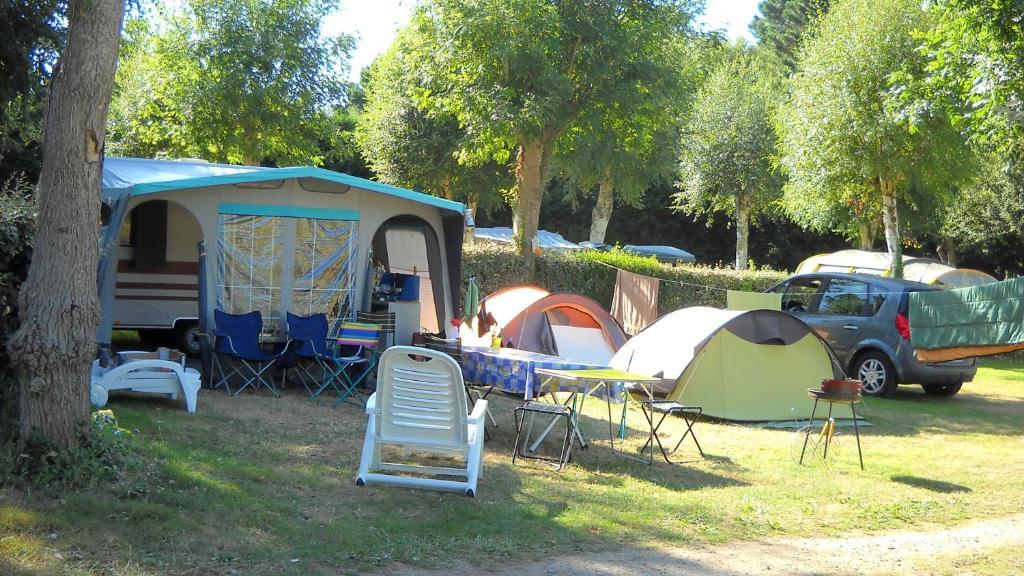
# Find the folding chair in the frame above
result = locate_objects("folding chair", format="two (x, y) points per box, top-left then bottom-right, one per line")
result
(212, 310), (287, 397)
(356, 311), (395, 351)
(284, 312), (332, 397)
(315, 321), (381, 408)
(637, 400), (705, 463)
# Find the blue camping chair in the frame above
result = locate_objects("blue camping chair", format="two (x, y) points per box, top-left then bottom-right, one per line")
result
(284, 312), (333, 397)
(313, 321), (381, 408)
(212, 310), (287, 397)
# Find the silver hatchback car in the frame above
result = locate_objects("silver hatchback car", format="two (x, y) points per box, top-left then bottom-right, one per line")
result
(766, 273), (976, 397)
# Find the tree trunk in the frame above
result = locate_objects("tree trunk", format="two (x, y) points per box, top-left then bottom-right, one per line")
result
(514, 134), (555, 275)
(589, 175), (614, 244)
(735, 194), (752, 269)
(856, 220), (873, 250)
(6, 0), (125, 451)
(940, 237), (958, 267)
(878, 178), (903, 278)
(441, 174), (454, 200)
(464, 192), (478, 245)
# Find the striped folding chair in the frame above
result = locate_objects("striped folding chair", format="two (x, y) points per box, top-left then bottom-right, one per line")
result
(314, 321), (381, 408)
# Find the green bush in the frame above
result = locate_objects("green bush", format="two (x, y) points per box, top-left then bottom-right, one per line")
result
(0, 182), (35, 444)
(1, 411), (138, 489)
(463, 243), (788, 314)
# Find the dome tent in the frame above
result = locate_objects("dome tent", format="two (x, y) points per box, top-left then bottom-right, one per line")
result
(610, 307), (847, 421)
(460, 286), (627, 364)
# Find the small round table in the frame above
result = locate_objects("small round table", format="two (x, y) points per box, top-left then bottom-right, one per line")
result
(800, 388), (864, 470)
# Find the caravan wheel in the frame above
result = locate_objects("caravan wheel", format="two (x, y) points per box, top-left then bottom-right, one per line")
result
(175, 322), (202, 356)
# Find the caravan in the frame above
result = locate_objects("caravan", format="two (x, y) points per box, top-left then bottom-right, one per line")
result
(98, 158), (466, 354)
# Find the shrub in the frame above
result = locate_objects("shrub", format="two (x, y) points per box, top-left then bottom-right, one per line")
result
(1, 410), (138, 489)
(0, 179), (35, 444)
(463, 242), (788, 314)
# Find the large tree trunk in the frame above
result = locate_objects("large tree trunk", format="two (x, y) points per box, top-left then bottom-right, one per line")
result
(879, 178), (903, 279)
(513, 134), (555, 275)
(856, 220), (873, 250)
(6, 0), (125, 451)
(589, 175), (614, 244)
(735, 194), (752, 269)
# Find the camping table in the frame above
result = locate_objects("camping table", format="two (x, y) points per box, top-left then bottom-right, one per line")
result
(534, 368), (664, 465)
(800, 388), (865, 470)
(460, 347), (604, 400)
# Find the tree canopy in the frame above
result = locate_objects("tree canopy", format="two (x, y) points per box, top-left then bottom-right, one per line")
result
(750, 0), (830, 69)
(108, 0), (353, 166)
(776, 0), (973, 277)
(355, 27), (510, 214)
(675, 44), (784, 268)
(0, 0), (64, 183)
(405, 0), (698, 271)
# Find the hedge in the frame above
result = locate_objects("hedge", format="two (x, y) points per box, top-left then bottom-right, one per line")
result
(462, 242), (788, 315)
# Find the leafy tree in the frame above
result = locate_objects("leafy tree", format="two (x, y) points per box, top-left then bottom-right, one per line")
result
(7, 0), (124, 451)
(554, 32), (699, 245)
(0, 0), (64, 183)
(750, 0), (830, 69)
(675, 45), (785, 268)
(108, 0), (353, 166)
(922, 0), (1024, 139)
(776, 0), (973, 278)
(355, 30), (510, 214)
(409, 0), (698, 273)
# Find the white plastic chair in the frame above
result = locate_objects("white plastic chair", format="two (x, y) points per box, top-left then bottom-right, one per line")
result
(356, 346), (487, 497)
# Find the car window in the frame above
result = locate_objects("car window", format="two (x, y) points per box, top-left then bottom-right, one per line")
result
(818, 279), (869, 316)
(781, 278), (822, 313)
(868, 285), (886, 316)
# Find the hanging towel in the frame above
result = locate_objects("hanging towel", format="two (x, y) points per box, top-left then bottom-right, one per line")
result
(611, 269), (660, 335)
(463, 277), (480, 325)
(727, 290), (782, 311)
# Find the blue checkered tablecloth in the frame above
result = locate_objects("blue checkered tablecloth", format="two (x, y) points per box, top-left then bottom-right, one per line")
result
(461, 346), (607, 400)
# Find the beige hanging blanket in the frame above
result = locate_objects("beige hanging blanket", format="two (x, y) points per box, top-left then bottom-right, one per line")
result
(611, 269), (660, 335)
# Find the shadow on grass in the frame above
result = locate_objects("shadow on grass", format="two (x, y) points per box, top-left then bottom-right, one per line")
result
(891, 475), (971, 494)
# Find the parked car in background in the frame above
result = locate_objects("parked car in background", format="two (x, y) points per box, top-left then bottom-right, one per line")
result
(579, 242), (697, 265)
(766, 272), (976, 397)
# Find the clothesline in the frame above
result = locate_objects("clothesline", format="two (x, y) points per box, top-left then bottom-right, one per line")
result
(590, 259), (732, 292)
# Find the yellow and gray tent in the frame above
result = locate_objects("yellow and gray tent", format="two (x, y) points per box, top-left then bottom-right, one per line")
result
(610, 307), (847, 421)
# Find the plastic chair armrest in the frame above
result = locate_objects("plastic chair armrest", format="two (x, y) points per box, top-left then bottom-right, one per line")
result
(467, 398), (488, 424)
(364, 392), (377, 414)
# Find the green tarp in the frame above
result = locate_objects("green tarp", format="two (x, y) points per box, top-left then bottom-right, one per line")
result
(910, 277), (1024, 351)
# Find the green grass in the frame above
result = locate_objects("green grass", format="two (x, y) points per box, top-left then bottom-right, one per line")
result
(911, 544), (1024, 576)
(2, 359), (1022, 575)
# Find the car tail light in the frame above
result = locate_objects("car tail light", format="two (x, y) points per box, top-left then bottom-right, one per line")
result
(895, 312), (911, 340)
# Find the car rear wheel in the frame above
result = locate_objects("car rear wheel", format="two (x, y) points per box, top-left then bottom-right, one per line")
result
(854, 351), (898, 398)
(922, 382), (962, 397)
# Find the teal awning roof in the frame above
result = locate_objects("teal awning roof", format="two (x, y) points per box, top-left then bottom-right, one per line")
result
(101, 157), (465, 215)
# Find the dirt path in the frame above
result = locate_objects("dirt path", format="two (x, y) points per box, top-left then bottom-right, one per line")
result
(395, 514), (1024, 575)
